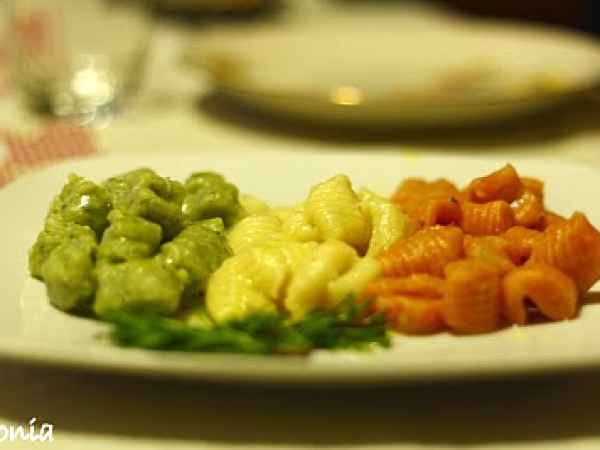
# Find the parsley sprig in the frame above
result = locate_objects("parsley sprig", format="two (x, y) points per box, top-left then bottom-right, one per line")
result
(106, 298), (389, 355)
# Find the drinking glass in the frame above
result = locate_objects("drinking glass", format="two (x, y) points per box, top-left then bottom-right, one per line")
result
(8, 0), (152, 125)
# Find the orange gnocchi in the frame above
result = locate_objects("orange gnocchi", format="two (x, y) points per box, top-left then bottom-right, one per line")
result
(371, 164), (600, 335)
(380, 226), (464, 278)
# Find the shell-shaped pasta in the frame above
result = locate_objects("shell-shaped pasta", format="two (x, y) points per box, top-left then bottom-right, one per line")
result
(537, 210), (567, 230)
(380, 225), (464, 277)
(285, 240), (359, 321)
(460, 200), (514, 236)
(248, 242), (318, 300)
(278, 241), (320, 271)
(419, 198), (462, 227)
(530, 212), (600, 293)
(206, 252), (279, 323)
(359, 189), (416, 257)
(463, 235), (508, 256)
(502, 226), (543, 264)
(239, 193), (271, 216)
(206, 241), (315, 323)
(327, 256), (382, 305)
(511, 189), (544, 228)
(442, 258), (502, 333)
(521, 177), (544, 201)
(234, 249), (288, 302)
(227, 214), (286, 254)
(393, 178), (459, 203)
(376, 296), (444, 334)
(502, 264), (578, 324)
(467, 164), (522, 203)
(275, 204), (320, 242)
(365, 274), (445, 299)
(463, 235), (514, 274)
(305, 175), (371, 251)
(392, 178), (459, 221)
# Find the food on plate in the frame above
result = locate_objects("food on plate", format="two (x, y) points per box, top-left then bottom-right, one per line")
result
(374, 164), (600, 334)
(212, 174), (411, 326)
(502, 263), (578, 325)
(30, 169), (403, 353)
(28, 164), (600, 354)
(30, 169), (236, 314)
(379, 226), (463, 277)
(182, 172), (242, 227)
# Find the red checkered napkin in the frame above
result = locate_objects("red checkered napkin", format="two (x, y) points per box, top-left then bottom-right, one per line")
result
(0, 122), (98, 188)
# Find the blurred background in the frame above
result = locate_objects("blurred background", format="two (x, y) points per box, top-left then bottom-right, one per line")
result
(442, 0), (595, 33)
(152, 0), (598, 32)
(4, 3), (600, 449)
(3, 0), (600, 182)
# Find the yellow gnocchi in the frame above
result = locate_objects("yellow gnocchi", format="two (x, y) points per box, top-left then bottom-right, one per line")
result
(227, 214), (287, 254)
(305, 175), (371, 252)
(285, 240), (359, 321)
(359, 189), (417, 257)
(206, 239), (381, 323)
(206, 241), (316, 323)
(275, 204), (320, 243)
(208, 174), (413, 323)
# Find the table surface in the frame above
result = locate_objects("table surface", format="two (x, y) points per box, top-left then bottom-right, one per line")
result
(3, 2), (600, 449)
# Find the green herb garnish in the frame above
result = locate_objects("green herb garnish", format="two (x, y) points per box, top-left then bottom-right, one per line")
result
(105, 297), (389, 355)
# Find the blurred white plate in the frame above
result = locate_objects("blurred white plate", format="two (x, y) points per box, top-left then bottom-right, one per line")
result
(186, 17), (600, 127)
(2, 152), (600, 385)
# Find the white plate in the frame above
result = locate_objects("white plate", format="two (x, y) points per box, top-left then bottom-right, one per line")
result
(3, 152), (600, 385)
(186, 16), (600, 127)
